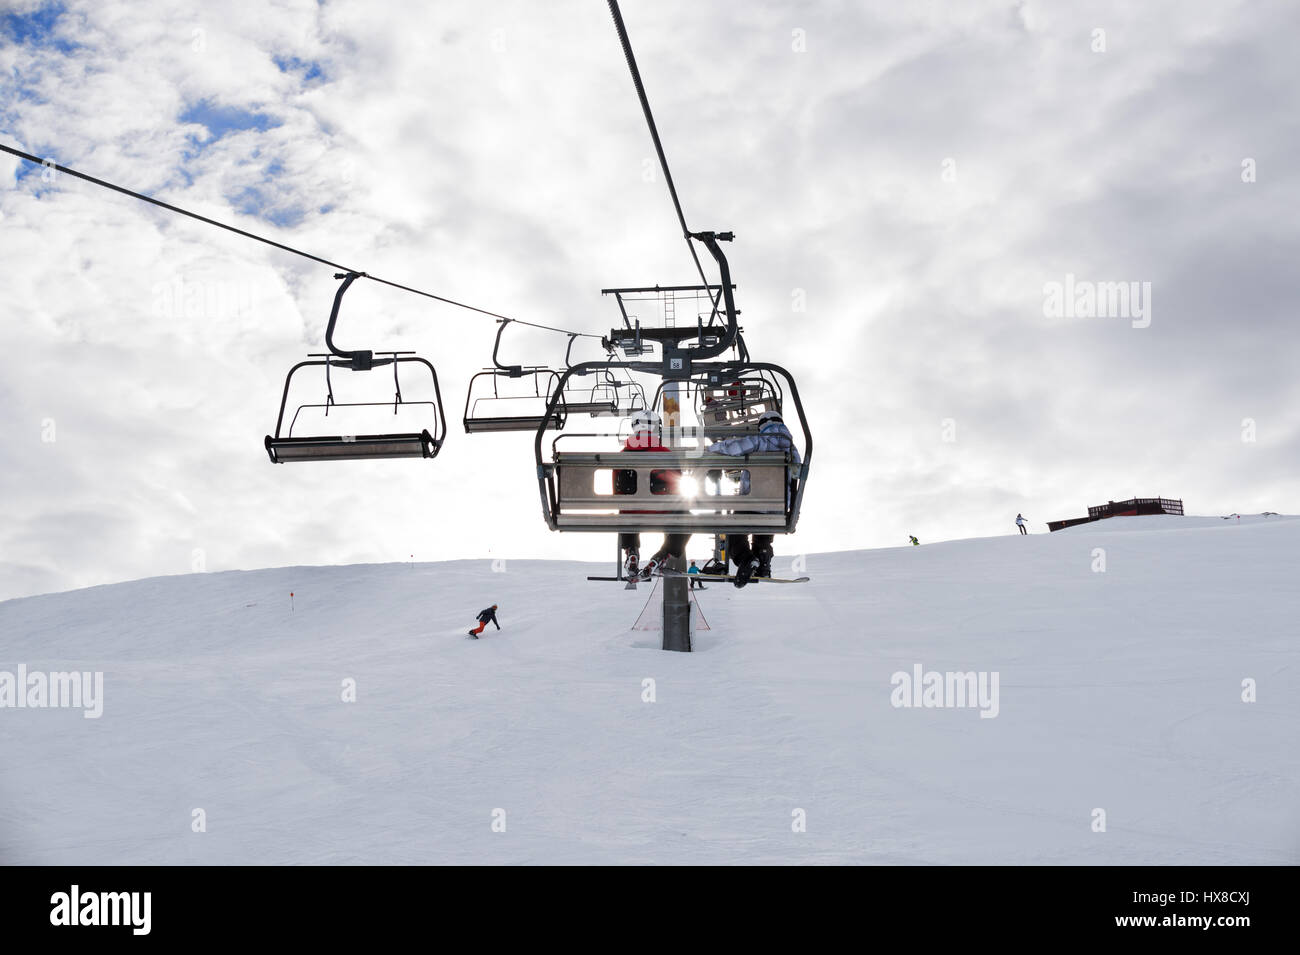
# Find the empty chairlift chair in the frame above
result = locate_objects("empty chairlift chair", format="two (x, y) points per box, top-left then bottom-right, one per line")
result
(586, 371), (648, 417)
(696, 375), (782, 431)
(560, 381), (620, 417)
(265, 272), (446, 463)
(462, 320), (567, 434)
(558, 338), (648, 417)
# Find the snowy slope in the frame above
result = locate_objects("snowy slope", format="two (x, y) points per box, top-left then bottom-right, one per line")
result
(1, 515), (1297, 865)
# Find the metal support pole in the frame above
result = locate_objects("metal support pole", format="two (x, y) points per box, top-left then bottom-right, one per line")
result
(661, 376), (691, 651)
(662, 554), (691, 652)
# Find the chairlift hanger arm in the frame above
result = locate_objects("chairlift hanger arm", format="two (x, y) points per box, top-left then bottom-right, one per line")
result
(565, 333), (606, 373)
(324, 271), (381, 370)
(491, 319), (531, 378)
(734, 331), (750, 363)
(669, 231), (738, 360)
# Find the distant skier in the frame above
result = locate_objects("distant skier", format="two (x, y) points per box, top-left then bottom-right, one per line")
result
(687, 560), (706, 590)
(909, 535), (919, 546)
(707, 409), (801, 588)
(1015, 514), (1028, 535)
(468, 604), (499, 638)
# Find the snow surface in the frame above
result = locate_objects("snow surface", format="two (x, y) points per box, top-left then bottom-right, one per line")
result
(1, 514), (1297, 864)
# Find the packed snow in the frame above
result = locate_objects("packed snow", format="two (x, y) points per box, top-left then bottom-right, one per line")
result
(1, 514), (1296, 864)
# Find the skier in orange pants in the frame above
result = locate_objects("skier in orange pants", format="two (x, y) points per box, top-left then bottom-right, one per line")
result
(468, 605), (499, 638)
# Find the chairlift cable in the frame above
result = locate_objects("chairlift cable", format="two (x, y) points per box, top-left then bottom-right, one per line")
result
(605, 1), (711, 293)
(0, 142), (603, 340)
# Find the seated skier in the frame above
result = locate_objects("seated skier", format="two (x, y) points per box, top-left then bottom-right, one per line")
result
(707, 409), (801, 588)
(612, 410), (691, 580)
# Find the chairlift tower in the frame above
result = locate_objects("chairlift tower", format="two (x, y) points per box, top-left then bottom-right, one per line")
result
(660, 361), (689, 652)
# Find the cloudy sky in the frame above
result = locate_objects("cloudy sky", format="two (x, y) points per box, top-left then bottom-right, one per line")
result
(1, 0), (1296, 600)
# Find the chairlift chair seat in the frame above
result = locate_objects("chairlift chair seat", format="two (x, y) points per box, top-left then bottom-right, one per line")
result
(464, 412), (564, 434)
(562, 400), (619, 416)
(266, 429), (439, 463)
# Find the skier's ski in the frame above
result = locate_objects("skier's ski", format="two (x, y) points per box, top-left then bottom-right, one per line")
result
(589, 572), (809, 584)
(659, 569), (810, 584)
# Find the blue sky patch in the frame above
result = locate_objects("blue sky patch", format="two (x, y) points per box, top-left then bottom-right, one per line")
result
(2, 2), (78, 54)
(273, 54), (325, 84)
(12, 153), (63, 199)
(180, 101), (279, 142)
(230, 184), (305, 229)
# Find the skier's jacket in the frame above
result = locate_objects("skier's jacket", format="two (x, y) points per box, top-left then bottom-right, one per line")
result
(476, 607), (499, 628)
(614, 427), (680, 513)
(707, 421), (801, 497)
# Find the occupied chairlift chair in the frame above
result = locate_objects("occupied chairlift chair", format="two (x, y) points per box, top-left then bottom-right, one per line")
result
(541, 364), (808, 533)
(462, 320), (567, 434)
(265, 272), (446, 463)
(534, 231), (812, 537)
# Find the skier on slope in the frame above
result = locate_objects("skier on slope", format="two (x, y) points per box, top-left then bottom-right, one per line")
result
(707, 409), (801, 588)
(613, 410), (691, 580)
(687, 560), (706, 590)
(1015, 514), (1028, 535)
(909, 535), (919, 546)
(468, 605), (500, 638)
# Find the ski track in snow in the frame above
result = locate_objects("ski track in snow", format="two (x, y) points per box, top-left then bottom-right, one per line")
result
(0, 514), (1297, 864)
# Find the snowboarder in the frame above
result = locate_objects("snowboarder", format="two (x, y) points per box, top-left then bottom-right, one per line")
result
(1015, 514), (1028, 535)
(612, 410), (692, 580)
(909, 535), (919, 546)
(687, 560), (706, 590)
(468, 604), (500, 638)
(707, 409), (801, 588)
